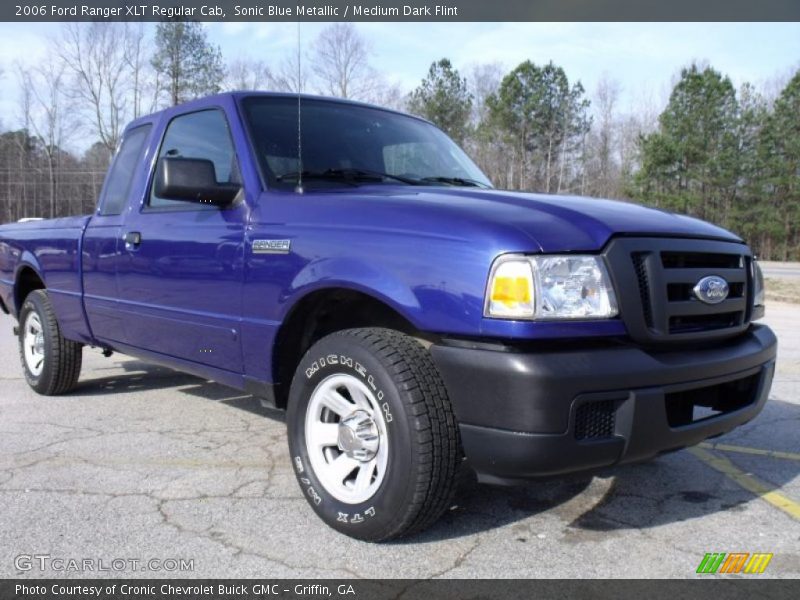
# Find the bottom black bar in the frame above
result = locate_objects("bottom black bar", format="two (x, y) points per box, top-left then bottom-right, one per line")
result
(0, 579), (797, 600)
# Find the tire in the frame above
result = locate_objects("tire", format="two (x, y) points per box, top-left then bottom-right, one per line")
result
(18, 289), (83, 395)
(287, 327), (461, 541)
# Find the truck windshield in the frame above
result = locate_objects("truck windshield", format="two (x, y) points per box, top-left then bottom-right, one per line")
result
(241, 96), (492, 190)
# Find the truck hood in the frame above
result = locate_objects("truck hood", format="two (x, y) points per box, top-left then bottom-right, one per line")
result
(344, 187), (742, 252)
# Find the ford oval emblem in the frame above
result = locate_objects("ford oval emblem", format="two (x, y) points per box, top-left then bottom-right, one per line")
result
(693, 275), (729, 305)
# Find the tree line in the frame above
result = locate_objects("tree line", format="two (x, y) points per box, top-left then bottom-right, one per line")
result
(0, 22), (797, 260)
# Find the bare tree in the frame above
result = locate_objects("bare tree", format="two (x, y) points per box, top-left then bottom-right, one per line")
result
(271, 51), (310, 93)
(13, 71), (33, 219)
(468, 62), (503, 125)
(122, 23), (161, 118)
(58, 23), (131, 157)
(310, 23), (376, 100)
(465, 63), (506, 187)
(225, 58), (274, 91)
(370, 81), (408, 112)
(590, 74), (621, 197)
(18, 60), (74, 218)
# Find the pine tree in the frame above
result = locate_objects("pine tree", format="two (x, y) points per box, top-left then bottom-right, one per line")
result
(486, 60), (590, 192)
(732, 83), (774, 257)
(759, 70), (800, 260)
(151, 22), (224, 106)
(408, 59), (472, 145)
(636, 64), (739, 222)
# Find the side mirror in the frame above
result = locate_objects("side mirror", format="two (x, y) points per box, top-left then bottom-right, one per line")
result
(154, 157), (241, 207)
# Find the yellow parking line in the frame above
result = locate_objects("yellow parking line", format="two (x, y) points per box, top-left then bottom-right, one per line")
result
(688, 447), (800, 521)
(700, 442), (800, 462)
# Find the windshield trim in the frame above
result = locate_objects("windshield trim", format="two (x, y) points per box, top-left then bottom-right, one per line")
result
(234, 95), (269, 191)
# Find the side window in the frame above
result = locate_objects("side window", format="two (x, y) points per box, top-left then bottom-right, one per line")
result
(149, 109), (240, 209)
(99, 124), (152, 216)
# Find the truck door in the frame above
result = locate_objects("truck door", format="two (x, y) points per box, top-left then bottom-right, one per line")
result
(83, 123), (153, 344)
(116, 108), (245, 373)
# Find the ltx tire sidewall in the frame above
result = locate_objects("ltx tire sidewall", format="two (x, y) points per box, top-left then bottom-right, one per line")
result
(287, 335), (416, 540)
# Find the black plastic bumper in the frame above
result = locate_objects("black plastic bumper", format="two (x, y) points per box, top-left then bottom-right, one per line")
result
(430, 324), (777, 482)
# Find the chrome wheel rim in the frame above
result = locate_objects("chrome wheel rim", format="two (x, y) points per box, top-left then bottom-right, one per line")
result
(305, 373), (389, 504)
(23, 311), (46, 377)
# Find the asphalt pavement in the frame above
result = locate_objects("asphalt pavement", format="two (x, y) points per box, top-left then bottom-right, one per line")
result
(0, 304), (798, 579)
(761, 261), (800, 280)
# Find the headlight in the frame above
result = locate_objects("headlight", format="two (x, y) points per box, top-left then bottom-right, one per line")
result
(532, 256), (619, 319)
(485, 254), (618, 320)
(753, 260), (765, 307)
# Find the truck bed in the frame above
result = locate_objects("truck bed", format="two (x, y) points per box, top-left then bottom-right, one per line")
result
(0, 215), (92, 342)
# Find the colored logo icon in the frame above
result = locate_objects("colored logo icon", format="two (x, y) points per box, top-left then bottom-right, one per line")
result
(696, 552), (773, 574)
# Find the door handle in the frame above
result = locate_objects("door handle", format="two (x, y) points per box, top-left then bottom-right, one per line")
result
(123, 231), (142, 250)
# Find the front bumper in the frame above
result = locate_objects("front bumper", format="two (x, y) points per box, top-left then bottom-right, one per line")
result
(430, 324), (777, 482)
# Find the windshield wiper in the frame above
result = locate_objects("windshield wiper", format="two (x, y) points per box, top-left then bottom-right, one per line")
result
(276, 168), (420, 186)
(420, 176), (490, 188)
(276, 169), (490, 189)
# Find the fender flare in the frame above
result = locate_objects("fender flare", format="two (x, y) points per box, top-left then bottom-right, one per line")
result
(13, 253), (46, 312)
(280, 256), (423, 327)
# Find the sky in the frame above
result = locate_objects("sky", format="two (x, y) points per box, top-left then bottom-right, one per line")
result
(210, 21), (800, 97)
(0, 21), (798, 149)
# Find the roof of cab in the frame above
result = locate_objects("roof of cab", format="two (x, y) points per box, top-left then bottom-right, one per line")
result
(124, 91), (431, 132)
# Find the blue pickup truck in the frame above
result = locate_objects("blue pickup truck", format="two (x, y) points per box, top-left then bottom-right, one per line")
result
(0, 92), (777, 540)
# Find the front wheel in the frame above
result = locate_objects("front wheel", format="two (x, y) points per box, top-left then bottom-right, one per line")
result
(18, 289), (82, 395)
(287, 328), (461, 541)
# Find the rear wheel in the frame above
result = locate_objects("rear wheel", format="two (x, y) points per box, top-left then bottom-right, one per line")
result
(287, 327), (461, 541)
(18, 290), (82, 395)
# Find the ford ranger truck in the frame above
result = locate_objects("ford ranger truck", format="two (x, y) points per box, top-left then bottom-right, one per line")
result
(0, 93), (777, 541)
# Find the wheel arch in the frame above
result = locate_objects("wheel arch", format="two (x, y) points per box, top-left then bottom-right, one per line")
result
(270, 285), (433, 409)
(14, 262), (46, 315)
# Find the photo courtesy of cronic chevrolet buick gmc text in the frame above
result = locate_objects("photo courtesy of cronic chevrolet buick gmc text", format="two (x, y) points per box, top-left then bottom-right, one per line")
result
(0, 93), (777, 541)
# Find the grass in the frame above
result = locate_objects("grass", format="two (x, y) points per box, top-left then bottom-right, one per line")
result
(765, 277), (800, 304)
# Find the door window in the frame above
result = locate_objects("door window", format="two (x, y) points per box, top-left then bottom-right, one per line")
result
(149, 109), (240, 209)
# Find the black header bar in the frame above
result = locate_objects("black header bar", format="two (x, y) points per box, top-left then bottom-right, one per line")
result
(4, 0), (800, 22)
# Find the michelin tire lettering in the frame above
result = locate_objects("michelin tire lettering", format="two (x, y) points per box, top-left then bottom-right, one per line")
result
(305, 354), (393, 422)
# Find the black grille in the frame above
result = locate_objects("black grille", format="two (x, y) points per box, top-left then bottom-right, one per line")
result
(665, 373), (760, 428)
(574, 400), (616, 440)
(661, 252), (741, 270)
(667, 282), (744, 302)
(660, 248), (747, 334)
(669, 311), (742, 334)
(632, 253), (653, 328)
(606, 238), (752, 343)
